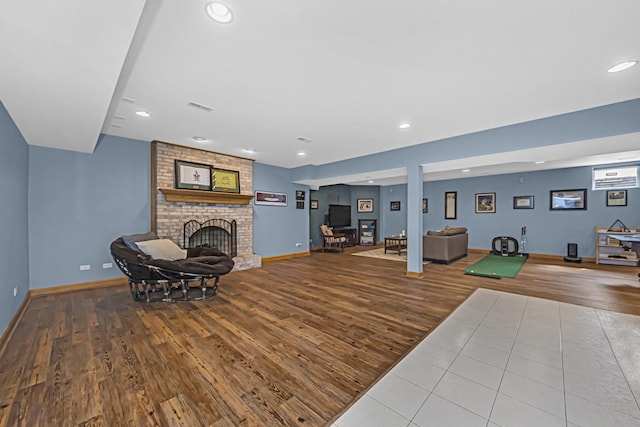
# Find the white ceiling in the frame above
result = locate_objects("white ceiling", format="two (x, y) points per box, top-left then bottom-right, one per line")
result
(1, 0), (639, 186)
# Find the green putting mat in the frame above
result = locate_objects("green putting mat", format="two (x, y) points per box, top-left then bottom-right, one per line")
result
(463, 254), (528, 279)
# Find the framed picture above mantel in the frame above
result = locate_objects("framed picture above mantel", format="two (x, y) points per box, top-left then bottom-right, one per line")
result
(174, 160), (212, 191)
(212, 168), (240, 193)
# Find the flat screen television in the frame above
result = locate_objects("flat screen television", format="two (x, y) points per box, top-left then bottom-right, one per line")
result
(329, 204), (351, 228)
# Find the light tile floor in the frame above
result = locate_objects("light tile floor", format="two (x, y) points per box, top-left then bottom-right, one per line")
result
(333, 288), (640, 427)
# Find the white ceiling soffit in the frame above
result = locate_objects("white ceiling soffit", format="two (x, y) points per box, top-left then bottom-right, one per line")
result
(0, 0), (146, 153)
(104, 0), (640, 168)
(303, 133), (640, 188)
(0, 1), (638, 170)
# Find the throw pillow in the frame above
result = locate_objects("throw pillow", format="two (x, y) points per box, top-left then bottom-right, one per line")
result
(122, 231), (158, 251)
(438, 227), (468, 236)
(136, 239), (187, 261)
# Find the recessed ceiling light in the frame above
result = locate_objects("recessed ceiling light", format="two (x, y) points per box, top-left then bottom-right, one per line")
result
(297, 152), (306, 156)
(462, 169), (470, 173)
(135, 110), (151, 118)
(242, 148), (256, 154)
(193, 136), (207, 143)
(607, 60), (638, 73)
(399, 123), (411, 129)
(535, 160), (545, 164)
(206, 2), (233, 23)
(368, 180), (374, 184)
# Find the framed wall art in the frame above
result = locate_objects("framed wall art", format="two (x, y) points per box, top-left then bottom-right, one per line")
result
(254, 191), (288, 207)
(390, 201), (401, 211)
(211, 168), (240, 193)
(445, 191), (457, 219)
(174, 160), (212, 191)
(310, 200), (319, 209)
(513, 195), (534, 209)
(550, 189), (587, 210)
(357, 198), (374, 213)
(606, 190), (627, 207)
(475, 192), (496, 213)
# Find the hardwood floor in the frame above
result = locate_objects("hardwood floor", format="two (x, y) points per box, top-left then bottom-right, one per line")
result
(1, 248), (639, 426)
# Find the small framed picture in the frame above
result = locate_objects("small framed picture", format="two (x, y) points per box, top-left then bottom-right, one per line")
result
(357, 198), (374, 213)
(211, 168), (240, 193)
(296, 201), (304, 209)
(390, 201), (401, 211)
(254, 191), (287, 207)
(445, 191), (457, 219)
(422, 198), (428, 213)
(174, 160), (212, 191)
(310, 200), (319, 209)
(606, 190), (627, 207)
(550, 189), (587, 210)
(475, 192), (496, 213)
(513, 195), (534, 209)
(295, 190), (306, 201)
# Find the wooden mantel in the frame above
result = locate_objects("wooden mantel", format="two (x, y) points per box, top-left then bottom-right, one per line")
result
(159, 188), (254, 205)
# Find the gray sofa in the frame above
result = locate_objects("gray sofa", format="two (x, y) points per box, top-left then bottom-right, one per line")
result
(423, 227), (468, 263)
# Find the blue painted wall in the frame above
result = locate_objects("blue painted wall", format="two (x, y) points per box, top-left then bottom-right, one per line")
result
(309, 185), (352, 246)
(308, 185), (380, 245)
(350, 186), (381, 243)
(28, 135), (150, 289)
(310, 162), (638, 257)
(0, 101), (30, 335)
(424, 165), (639, 258)
(381, 184), (409, 238)
(253, 163), (310, 257)
(383, 163), (638, 258)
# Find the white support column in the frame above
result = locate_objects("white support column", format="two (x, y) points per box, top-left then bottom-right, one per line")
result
(406, 164), (423, 276)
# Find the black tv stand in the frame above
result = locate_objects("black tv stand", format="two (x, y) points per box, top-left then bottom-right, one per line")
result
(332, 227), (357, 247)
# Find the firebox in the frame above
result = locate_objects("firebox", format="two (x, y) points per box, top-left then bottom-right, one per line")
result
(184, 219), (237, 258)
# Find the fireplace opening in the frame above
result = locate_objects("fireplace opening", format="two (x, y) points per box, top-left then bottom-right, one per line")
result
(184, 219), (237, 258)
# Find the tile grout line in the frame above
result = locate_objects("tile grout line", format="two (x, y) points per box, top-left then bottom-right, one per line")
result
(408, 290), (501, 426)
(485, 295), (528, 427)
(556, 299), (569, 427)
(595, 308), (640, 416)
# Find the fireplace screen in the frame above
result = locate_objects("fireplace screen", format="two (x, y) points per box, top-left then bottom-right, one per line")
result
(184, 219), (237, 258)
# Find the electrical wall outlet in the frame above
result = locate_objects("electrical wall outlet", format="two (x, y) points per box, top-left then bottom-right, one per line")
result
(102, 262), (113, 269)
(80, 264), (91, 271)
(13, 287), (18, 297)
(295, 242), (302, 247)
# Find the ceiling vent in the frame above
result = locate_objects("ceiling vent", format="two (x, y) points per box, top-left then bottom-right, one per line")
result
(121, 96), (136, 103)
(296, 136), (312, 143)
(187, 101), (214, 112)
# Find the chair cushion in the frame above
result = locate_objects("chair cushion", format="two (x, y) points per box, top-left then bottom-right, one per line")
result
(136, 239), (187, 261)
(321, 224), (333, 236)
(122, 231), (158, 250)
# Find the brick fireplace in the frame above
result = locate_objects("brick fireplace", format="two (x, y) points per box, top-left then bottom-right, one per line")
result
(151, 141), (261, 271)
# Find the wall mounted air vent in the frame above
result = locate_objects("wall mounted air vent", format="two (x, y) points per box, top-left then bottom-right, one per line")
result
(187, 101), (214, 112)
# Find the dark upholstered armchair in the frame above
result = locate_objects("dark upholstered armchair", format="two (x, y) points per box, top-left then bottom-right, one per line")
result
(320, 224), (346, 252)
(110, 232), (234, 302)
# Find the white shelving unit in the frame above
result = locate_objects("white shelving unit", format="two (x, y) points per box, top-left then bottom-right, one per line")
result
(595, 226), (639, 266)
